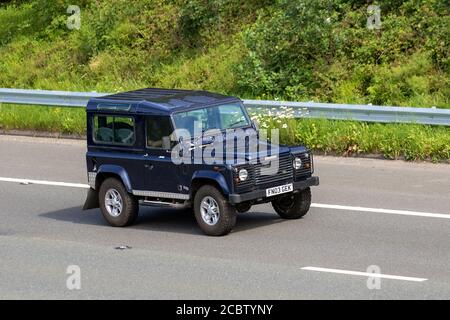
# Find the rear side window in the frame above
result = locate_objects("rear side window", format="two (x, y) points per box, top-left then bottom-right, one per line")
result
(93, 115), (135, 145)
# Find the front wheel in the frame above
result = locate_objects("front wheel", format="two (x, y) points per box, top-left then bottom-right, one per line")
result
(235, 202), (252, 213)
(194, 185), (237, 236)
(99, 177), (139, 227)
(271, 187), (311, 219)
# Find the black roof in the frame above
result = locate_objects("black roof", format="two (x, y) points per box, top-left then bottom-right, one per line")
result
(87, 88), (240, 115)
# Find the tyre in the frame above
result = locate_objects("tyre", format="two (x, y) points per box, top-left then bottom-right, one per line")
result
(99, 177), (139, 227)
(235, 202), (252, 213)
(194, 185), (237, 236)
(271, 187), (311, 219)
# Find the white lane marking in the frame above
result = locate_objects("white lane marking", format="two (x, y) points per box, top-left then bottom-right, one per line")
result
(301, 266), (427, 282)
(311, 203), (450, 219)
(0, 176), (449, 219)
(0, 177), (89, 189)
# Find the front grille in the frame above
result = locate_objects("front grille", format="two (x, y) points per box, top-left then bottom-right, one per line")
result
(234, 153), (294, 193)
(255, 154), (293, 187)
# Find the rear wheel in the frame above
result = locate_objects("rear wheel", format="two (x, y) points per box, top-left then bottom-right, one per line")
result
(271, 187), (311, 219)
(194, 185), (236, 236)
(99, 177), (139, 227)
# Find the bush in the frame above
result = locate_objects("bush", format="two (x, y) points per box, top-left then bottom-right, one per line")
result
(236, 0), (449, 107)
(0, 0), (449, 162)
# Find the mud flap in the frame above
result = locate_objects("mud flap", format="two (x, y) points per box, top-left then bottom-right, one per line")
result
(82, 188), (99, 210)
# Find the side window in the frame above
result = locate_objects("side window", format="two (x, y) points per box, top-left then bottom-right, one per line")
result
(172, 108), (211, 136)
(146, 116), (173, 149)
(93, 115), (135, 145)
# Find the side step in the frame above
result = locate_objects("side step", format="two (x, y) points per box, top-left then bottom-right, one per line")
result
(140, 199), (191, 209)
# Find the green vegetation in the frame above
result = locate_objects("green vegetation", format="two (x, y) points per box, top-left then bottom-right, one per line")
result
(1, 104), (448, 162)
(0, 0), (449, 161)
(263, 116), (450, 162)
(0, 0), (448, 104)
(0, 104), (85, 134)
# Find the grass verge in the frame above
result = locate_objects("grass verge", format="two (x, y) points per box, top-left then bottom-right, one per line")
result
(0, 104), (85, 134)
(0, 104), (449, 162)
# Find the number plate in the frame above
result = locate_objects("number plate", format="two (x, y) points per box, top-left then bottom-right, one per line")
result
(266, 183), (293, 197)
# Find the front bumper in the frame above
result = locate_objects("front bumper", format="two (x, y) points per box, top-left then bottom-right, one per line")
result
(228, 176), (319, 204)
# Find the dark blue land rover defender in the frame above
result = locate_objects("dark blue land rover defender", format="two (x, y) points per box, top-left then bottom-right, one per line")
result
(83, 88), (319, 236)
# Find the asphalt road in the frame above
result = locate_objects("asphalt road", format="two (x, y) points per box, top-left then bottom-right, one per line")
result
(0, 135), (449, 299)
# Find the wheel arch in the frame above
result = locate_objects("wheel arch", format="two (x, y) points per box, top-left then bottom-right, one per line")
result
(190, 171), (231, 200)
(95, 165), (133, 193)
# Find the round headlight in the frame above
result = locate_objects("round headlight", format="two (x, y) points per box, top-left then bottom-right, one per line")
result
(238, 169), (248, 181)
(293, 157), (302, 170)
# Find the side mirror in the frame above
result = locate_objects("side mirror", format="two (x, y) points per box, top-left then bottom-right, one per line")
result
(252, 119), (259, 131)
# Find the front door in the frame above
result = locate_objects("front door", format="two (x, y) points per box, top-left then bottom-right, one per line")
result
(144, 115), (182, 197)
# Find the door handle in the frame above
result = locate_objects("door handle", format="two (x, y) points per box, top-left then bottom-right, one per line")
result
(145, 164), (154, 170)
